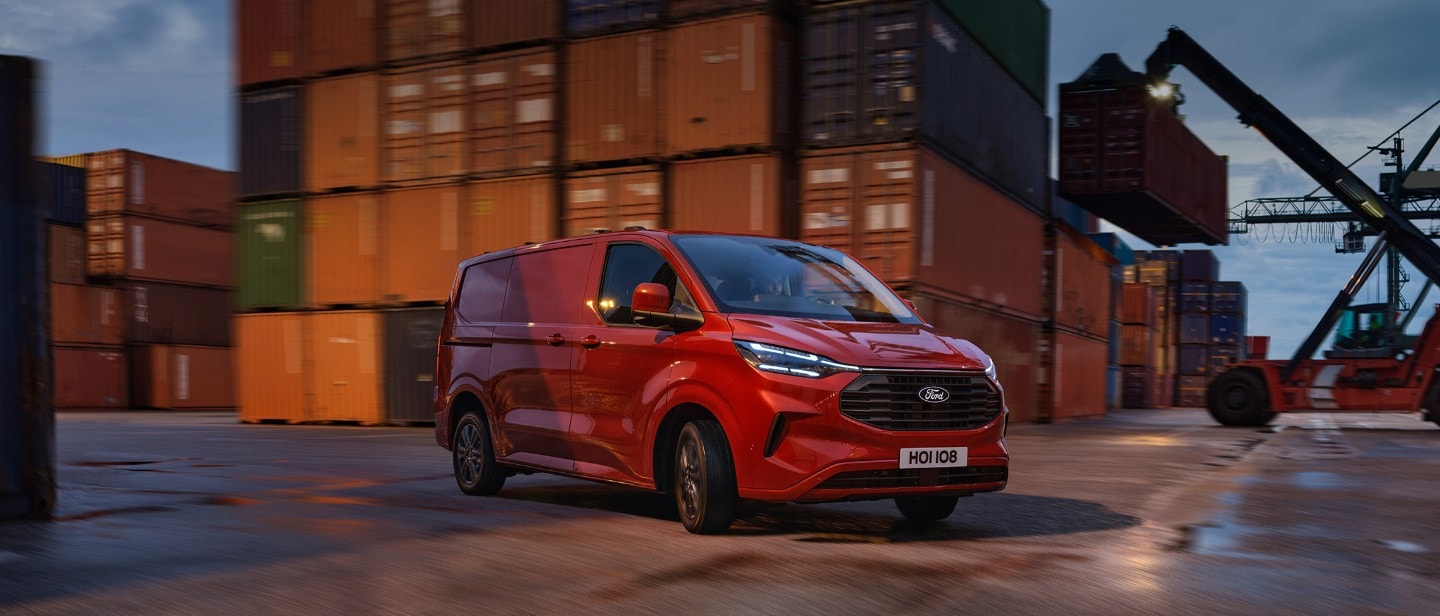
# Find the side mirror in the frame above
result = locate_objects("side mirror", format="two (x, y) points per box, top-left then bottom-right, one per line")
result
(632, 283), (704, 331)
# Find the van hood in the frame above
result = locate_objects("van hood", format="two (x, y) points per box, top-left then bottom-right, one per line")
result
(727, 315), (991, 371)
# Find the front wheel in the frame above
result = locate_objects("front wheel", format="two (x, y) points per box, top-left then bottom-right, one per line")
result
(895, 495), (959, 522)
(453, 411), (506, 496)
(674, 419), (737, 534)
(1207, 369), (1276, 427)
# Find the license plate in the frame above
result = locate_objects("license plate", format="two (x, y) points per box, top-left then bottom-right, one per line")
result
(899, 447), (968, 469)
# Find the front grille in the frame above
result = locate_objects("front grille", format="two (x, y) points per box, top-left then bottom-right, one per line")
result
(816, 466), (1009, 490)
(840, 372), (1001, 431)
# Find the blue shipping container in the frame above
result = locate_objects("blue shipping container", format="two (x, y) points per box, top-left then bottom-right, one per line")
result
(1181, 249), (1219, 281)
(1178, 281), (1210, 313)
(37, 160), (84, 226)
(1209, 344), (1243, 373)
(1177, 343), (1209, 376)
(240, 87), (302, 199)
(566, 0), (661, 37)
(1209, 312), (1244, 345)
(1087, 232), (1134, 266)
(1210, 280), (1247, 313)
(1178, 312), (1208, 344)
(1107, 364), (1121, 409)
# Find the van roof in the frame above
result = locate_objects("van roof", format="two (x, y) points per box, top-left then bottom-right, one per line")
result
(455, 228), (802, 269)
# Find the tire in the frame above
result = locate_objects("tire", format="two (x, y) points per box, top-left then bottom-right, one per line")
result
(1207, 370), (1276, 427)
(453, 411), (506, 496)
(674, 419), (737, 534)
(895, 495), (959, 522)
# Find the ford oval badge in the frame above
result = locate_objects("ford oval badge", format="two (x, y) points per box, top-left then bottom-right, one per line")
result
(918, 386), (950, 404)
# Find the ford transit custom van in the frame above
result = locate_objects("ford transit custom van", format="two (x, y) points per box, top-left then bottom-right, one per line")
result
(435, 230), (1008, 533)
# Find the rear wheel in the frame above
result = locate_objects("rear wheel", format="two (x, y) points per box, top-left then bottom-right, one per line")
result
(1207, 369), (1276, 427)
(674, 419), (737, 534)
(453, 411), (506, 496)
(895, 495), (959, 522)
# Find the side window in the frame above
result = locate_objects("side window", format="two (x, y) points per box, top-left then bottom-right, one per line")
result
(597, 243), (688, 325)
(501, 245), (593, 325)
(457, 258), (513, 323)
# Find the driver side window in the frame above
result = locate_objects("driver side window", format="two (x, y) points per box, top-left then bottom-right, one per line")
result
(597, 243), (691, 325)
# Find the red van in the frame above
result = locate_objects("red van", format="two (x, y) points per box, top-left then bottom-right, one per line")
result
(435, 230), (1008, 533)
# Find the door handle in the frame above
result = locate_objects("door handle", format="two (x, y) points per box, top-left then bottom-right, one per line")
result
(544, 333), (565, 346)
(579, 335), (601, 349)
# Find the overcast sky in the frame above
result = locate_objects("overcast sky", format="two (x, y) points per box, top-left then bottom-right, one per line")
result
(3, 0), (1440, 358)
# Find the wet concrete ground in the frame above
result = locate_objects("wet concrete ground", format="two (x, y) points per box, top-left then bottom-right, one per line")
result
(2, 410), (1438, 614)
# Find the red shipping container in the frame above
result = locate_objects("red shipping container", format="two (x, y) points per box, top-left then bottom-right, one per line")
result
(86, 150), (235, 227)
(1120, 282), (1158, 326)
(1247, 335), (1270, 360)
(237, 0), (305, 87)
(1121, 366), (1155, 409)
(86, 215), (234, 288)
(664, 13), (794, 154)
(384, 62), (468, 183)
(1053, 225), (1115, 335)
(670, 154), (796, 238)
(1119, 324), (1155, 367)
(565, 32), (664, 164)
(906, 291), (1042, 423)
(50, 283), (125, 347)
(53, 347), (127, 409)
(471, 48), (559, 175)
(472, 0), (560, 49)
(309, 0), (379, 74)
(1057, 84), (1228, 246)
(306, 73), (381, 191)
(383, 0), (467, 63)
(130, 345), (236, 410)
(116, 281), (234, 348)
(467, 175), (557, 254)
(49, 224), (85, 284)
(1051, 331), (1108, 420)
(563, 166), (662, 237)
(800, 144), (1046, 320)
(307, 192), (382, 306)
(383, 184), (463, 302)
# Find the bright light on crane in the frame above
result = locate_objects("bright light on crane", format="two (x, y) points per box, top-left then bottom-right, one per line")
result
(1148, 82), (1176, 99)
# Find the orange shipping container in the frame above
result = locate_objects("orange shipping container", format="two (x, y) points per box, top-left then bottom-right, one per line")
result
(384, 62), (468, 182)
(665, 14), (794, 154)
(53, 347), (127, 409)
(669, 154), (796, 238)
(471, 48), (558, 175)
(237, 0), (305, 87)
(130, 345), (236, 410)
(49, 224), (85, 284)
(1053, 226), (1115, 335)
(237, 313), (306, 422)
(467, 175), (556, 254)
(308, 0), (379, 74)
(1051, 331), (1108, 420)
(306, 73), (381, 191)
(563, 166), (662, 237)
(1120, 324), (1156, 367)
(907, 292), (1042, 423)
(1120, 283), (1158, 327)
(86, 215), (234, 287)
(306, 192), (381, 306)
(50, 283), (124, 346)
(566, 32), (664, 164)
(306, 310), (384, 423)
(383, 0), (466, 63)
(86, 150), (235, 227)
(383, 184), (463, 302)
(472, 0), (560, 49)
(800, 144), (1046, 319)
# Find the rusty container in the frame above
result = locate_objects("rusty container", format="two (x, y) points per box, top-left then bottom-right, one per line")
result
(1053, 225), (1115, 336)
(237, 312), (307, 422)
(383, 0), (467, 63)
(904, 291), (1041, 423)
(1051, 331), (1108, 420)
(306, 310), (384, 423)
(85, 214), (234, 288)
(664, 13), (795, 154)
(306, 192), (382, 306)
(115, 281), (234, 347)
(800, 144), (1045, 320)
(565, 31), (664, 164)
(471, 48), (559, 175)
(669, 154), (797, 238)
(306, 73), (381, 191)
(129, 345), (236, 410)
(467, 174), (557, 254)
(53, 347), (126, 409)
(382, 184), (463, 302)
(1119, 282), (1157, 327)
(383, 307), (444, 423)
(86, 150), (235, 227)
(237, 0), (305, 87)
(384, 61), (468, 183)
(48, 224), (85, 284)
(308, 0), (378, 74)
(49, 283), (124, 347)
(1119, 324), (1155, 368)
(562, 166), (662, 236)
(472, 0), (561, 49)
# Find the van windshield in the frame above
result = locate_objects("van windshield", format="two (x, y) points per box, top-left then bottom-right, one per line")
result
(671, 235), (921, 323)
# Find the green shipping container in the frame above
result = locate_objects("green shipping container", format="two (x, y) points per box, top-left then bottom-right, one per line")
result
(237, 201), (303, 309)
(938, 0), (1050, 105)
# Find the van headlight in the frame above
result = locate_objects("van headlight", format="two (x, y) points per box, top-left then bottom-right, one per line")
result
(984, 359), (997, 381)
(734, 340), (860, 378)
